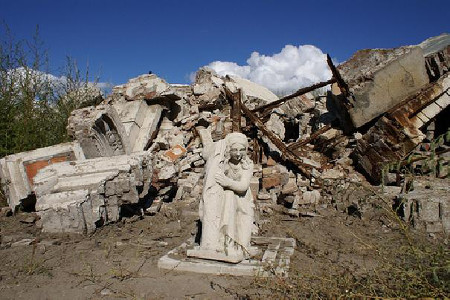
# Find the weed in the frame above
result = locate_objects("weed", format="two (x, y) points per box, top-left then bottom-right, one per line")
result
(248, 182), (449, 298)
(21, 243), (52, 277)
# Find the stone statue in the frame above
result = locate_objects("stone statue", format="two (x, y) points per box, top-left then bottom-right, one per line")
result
(187, 130), (255, 263)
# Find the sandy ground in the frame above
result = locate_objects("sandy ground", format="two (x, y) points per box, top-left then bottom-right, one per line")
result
(0, 181), (448, 299)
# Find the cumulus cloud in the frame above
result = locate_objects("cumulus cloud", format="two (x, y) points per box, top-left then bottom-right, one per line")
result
(204, 45), (332, 96)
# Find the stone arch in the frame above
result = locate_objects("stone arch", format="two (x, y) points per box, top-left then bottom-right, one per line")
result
(68, 105), (131, 158)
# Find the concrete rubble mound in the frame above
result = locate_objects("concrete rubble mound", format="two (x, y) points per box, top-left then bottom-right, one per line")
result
(1, 34), (449, 235)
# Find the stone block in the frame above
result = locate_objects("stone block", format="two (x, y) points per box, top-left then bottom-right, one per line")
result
(334, 46), (429, 128)
(262, 175), (282, 190)
(0, 142), (85, 210)
(32, 154), (151, 233)
(281, 177), (298, 195)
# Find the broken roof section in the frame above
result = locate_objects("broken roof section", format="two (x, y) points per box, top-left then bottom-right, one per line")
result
(326, 33), (450, 183)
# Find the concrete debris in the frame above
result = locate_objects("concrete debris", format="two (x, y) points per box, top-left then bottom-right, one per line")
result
(112, 74), (175, 102)
(352, 72), (450, 184)
(33, 154), (151, 233)
(0, 34), (449, 236)
(396, 178), (450, 233)
(67, 105), (131, 158)
(329, 46), (429, 129)
(0, 142), (85, 210)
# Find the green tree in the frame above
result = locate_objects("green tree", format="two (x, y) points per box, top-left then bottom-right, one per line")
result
(0, 25), (102, 157)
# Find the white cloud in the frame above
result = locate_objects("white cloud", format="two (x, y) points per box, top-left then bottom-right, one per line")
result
(204, 44), (333, 95)
(6, 67), (112, 95)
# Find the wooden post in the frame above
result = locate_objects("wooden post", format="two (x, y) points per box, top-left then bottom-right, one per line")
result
(227, 88), (242, 132)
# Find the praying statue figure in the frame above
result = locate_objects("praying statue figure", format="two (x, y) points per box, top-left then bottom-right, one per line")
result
(187, 129), (255, 263)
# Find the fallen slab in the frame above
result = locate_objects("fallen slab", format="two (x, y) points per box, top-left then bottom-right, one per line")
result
(0, 142), (85, 211)
(33, 154), (152, 233)
(329, 46), (429, 129)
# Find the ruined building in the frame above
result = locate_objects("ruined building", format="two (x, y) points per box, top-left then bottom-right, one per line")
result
(1, 34), (449, 235)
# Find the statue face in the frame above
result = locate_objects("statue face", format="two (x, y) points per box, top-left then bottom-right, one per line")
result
(229, 142), (247, 162)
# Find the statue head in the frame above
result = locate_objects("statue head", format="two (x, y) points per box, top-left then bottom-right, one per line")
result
(225, 133), (249, 165)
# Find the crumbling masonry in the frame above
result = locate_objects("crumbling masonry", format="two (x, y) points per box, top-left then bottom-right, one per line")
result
(1, 34), (449, 235)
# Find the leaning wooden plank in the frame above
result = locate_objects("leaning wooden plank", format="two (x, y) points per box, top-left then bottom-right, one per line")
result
(236, 96), (313, 178)
(252, 78), (336, 116)
(287, 124), (332, 151)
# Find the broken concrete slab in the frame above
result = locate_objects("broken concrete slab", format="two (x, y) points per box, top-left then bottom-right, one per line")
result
(419, 33), (450, 81)
(397, 178), (450, 234)
(330, 46), (430, 129)
(112, 74), (173, 101)
(0, 142), (85, 211)
(33, 154), (151, 233)
(131, 105), (164, 152)
(225, 75), (279, 105)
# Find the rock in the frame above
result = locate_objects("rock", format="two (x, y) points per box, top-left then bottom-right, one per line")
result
(278, 93), (315, 117)
(266, 157), (277, 166)
(257, 191), (271, 200)
(158, 164), (177, 181)
(301, 190), (321, 205)
(262, 175), (282, 190)
(11, 238), (35, 247)
(20, 214), (38, 224)
(321, 169), (343, 180)
(0, 207), (12, 217)
(354, 132), (363, 140)
(281, 177), (298, 195)
(265, 114), (285, 140)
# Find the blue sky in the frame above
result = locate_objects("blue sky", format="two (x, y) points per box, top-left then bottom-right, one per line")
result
(2, 0), (449, 89)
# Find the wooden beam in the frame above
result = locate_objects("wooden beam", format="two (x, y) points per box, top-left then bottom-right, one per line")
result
(231, 90), (313, 178)
(224, 87), (242, 132)
(252, 78), (336, 115)
(287, 124), (332, 151)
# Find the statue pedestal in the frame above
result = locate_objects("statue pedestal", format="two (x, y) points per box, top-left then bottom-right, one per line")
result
(187, 247), (244, 264)
(158, 236), (296, 277)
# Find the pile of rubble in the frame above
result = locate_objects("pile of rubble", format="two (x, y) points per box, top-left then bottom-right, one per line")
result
(1, 34), (449, 235)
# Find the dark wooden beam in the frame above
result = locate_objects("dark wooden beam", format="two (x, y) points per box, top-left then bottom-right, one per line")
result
(252, 78), (336, 115)
(230, 89), (314, 178)
(287, 124), (332, 151)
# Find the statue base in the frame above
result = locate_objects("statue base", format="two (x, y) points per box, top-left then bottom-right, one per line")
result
(158, 236), (296, 277)
(187, 247), (244, 263)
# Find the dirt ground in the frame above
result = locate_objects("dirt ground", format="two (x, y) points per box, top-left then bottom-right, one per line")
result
(0, 180), (448, 299)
